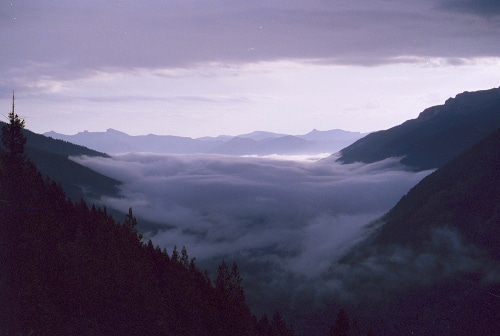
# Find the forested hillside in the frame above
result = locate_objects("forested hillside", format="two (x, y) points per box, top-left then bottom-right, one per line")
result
(340, 128), (500, 335)
(0, 120), (119, 201)
(0, 103), (297, 335)
(376, 128), (500, 255)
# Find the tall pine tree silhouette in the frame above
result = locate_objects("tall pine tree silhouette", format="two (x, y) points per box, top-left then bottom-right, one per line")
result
(1, 91), (32, 335)
(329, 309), (350, 336)
(1, 91), (30, 210)
(2, 91), (26, 165)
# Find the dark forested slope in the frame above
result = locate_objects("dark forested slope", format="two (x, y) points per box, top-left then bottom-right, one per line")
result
(0, 121), (119, 200)
(341, 128), (500, 336)
(375, 128), (500, 257)
(0, 103), (295, 336)
(337, 87), (500, 170)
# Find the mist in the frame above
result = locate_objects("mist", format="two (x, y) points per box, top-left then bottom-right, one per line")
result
(73, 153), (434, 315)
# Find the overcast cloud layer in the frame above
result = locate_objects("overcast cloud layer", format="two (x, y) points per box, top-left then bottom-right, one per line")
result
(2, 0), (500, 73)
(1, 1), (500, 137)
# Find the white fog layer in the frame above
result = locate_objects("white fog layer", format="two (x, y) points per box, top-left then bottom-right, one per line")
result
(72, 153), (433, 311)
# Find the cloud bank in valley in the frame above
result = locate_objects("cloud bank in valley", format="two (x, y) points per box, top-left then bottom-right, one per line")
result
(72, 152), (500, 328)
(72, 154), (429, 292)
(324, 226), (500, 302)
(73, 154), (429, 264)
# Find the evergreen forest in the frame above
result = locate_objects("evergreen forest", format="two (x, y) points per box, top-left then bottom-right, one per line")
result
(0, 100), (311, 335)
(3, 92), (388, 336)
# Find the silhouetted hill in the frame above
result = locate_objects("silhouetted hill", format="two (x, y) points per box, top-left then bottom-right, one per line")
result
(45, 128), (364, 155)
(22, 125), (108, 157)
(1, 119), (295, 336)
(375, 128), (500, 258)
(1, 122), (119, 200)
(341, 129), (500, 335)
(337, 87), (500, 170)
(27, 148), (119, 201)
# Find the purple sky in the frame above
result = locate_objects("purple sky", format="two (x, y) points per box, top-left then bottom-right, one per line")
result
(1, 1), (500, 137)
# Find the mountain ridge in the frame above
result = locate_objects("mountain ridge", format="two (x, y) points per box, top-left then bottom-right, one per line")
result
(338, 128), (500, 335)
(336, 87), (500, 170)
(1, 121), (120, 201)
(45, 128), (365, 156)
(374, 128), (500, 257)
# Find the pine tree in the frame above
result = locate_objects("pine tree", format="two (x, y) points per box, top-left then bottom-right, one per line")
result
(0, 91), (30, 210)
(1, 92), (26, 164)
(215, 260), (253, 336)
(271, 311), (288, 336)
(329, 309), (350, 336)
(257, 315), (272, 336)
(351, 319), (362, 336)
(124, 207), (136, 228)
(171, 245), (179, 263)
(180, 246), (189, 267)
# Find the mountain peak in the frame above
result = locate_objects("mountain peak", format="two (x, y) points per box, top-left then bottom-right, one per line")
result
(416, 87), (500, 121)
(106, 128), (128, 135)
(337, 87), (500, 170)
(44, 128), (364, 155)
(238, 131), (286, 141)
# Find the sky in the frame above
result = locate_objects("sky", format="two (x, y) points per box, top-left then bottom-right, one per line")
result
(1, 0), (500, 137)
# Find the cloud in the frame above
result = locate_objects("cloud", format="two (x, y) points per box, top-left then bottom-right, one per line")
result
(3, 0), (500, 84)
(73, 154), (430, 239)
(4, 2), (500, 139)
(317, 226), (500, 305)
(72, 152), (500, 328)
(72, 154), (433, 308)
(439, 0), (500, 17)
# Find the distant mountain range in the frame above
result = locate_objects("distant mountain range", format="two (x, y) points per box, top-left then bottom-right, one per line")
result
(336, 87), (500, 170)
(12, 87), (500, 205)
(44, 129), (365, 155)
